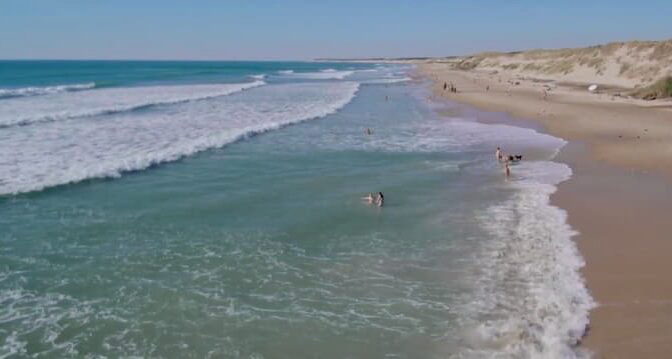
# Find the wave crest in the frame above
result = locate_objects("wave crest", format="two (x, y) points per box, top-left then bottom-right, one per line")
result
(279, 70), (354, 80)
(0, 81), (264, 128)
(0, 82), (96, 99)
(0, 82), (359, 195)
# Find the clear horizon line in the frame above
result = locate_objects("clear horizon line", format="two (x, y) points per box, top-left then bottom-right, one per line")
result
(0, 58), (318, 62)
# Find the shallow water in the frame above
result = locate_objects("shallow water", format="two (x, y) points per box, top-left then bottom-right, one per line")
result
(0, 61), (592, 358)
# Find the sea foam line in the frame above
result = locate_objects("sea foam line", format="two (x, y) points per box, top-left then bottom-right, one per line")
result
(0, 82), (96, 99)
(279, 70), (354, 80)
(0, 81), (265, 129)
(461, 159), (595, 358)
(0, 82), (360, 195)
(364, 77), (412, 85)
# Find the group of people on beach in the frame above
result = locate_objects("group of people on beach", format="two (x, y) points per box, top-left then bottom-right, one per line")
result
(496, 146), (522, 178)
(443, 82), (457, 93)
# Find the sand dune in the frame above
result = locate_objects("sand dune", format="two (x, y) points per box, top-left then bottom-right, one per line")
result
(429, 39), (672, 98)
(416, 39), (672, 358)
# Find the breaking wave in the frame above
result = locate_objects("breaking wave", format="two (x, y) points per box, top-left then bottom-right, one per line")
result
(0, 82), (359, 195)
(0, 81), (265, 128)
(0, 82), (96, 99)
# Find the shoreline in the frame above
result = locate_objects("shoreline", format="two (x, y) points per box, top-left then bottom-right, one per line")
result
(416, 64), (672, 357)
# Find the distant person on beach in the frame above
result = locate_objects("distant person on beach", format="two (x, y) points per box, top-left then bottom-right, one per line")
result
(504, 163), (511, 178)
(375, 192), (384, 207)
(443, 82), (447, 90)
(365, 128), (373, 135)
(496, 147), (503, 161)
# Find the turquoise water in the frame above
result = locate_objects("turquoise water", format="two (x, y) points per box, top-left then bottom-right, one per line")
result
(0, 62), (593, 358)
(0, 60), (370, 89)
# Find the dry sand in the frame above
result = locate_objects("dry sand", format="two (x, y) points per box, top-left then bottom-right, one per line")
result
(416, 63), (672, 358)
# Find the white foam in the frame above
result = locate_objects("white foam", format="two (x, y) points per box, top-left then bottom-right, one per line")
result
(0, 288), (94, 358)
(425, 160), (463, 172)
(364, 77), (412, 85)
(251, 74), (266, 80)
(0, 82), (96, 99)
(277, 70), (294, 74)
(281, 70), (354, 80)
(318, 116), (565, 154)
(460, 160), (594, 358)
(0, 81), (359, 195)
(0, 81), (265, 128)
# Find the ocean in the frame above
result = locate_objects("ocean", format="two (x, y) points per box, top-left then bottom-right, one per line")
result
(0, 60), (593, 358)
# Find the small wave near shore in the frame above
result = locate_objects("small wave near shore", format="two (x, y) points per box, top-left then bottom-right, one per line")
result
(437, 117), (595, 358)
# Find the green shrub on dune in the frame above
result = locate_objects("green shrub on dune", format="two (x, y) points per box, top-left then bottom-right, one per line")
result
(633, 76), (672, 100)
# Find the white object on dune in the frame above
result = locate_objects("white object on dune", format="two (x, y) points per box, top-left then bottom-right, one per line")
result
(588, 84), (598, 92)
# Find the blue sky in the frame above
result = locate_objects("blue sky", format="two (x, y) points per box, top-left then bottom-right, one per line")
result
(1, 0), (671, 60)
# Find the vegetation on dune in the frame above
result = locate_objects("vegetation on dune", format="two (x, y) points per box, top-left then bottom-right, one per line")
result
(502, 63), (520, 70)
(619, 62), (631, 75)
(448, 39), (671, 92)
(632, 76), (672, 100)
(543, 59), (574, 75)
(649, 40), (672, 62)
(455, 56), (485, 70)
(523, 63), (542, 71)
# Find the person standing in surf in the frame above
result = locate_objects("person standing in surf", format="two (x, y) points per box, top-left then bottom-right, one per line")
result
(375, 192), (384, 207)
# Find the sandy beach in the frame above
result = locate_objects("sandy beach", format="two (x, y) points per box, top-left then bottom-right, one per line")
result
(417, 62), (672, 357)
(5, 2), (672, 356)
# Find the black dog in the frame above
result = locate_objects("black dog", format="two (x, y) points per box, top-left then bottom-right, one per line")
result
(508, 155), (523, 162)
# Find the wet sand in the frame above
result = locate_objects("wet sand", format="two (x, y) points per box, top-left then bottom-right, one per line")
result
(417, 64), (672, 358)
(555, 143), (672, 358)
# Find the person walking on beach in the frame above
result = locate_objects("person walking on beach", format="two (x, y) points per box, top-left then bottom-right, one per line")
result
(504, 162), (511, 178)
(443, 82), (447, 91)
(496, 147), (503, 162)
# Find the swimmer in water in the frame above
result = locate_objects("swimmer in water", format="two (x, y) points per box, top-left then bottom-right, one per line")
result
(504, 163), (511, 178)
(365, 128), (373, 135)
(375, 192), (384, 207)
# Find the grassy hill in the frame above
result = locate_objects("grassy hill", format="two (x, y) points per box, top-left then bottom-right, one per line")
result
(440, 39), (672, 99)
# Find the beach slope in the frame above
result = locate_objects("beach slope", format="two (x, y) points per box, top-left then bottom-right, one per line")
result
(415, 39), (672, 358)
